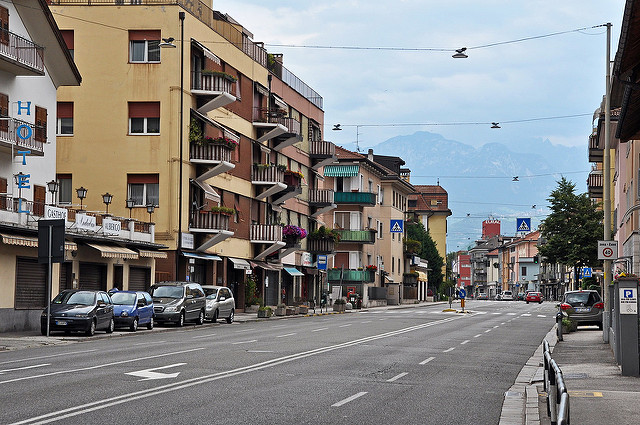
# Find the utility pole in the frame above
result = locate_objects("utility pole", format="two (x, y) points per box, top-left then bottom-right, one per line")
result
(603, 22), (612, 344)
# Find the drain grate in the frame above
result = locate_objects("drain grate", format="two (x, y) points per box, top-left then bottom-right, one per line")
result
(563, 373), (588, 379)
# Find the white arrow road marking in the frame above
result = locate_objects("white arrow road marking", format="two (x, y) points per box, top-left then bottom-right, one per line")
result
(0, 364), (50, 374)
(126, 363), (186, 381)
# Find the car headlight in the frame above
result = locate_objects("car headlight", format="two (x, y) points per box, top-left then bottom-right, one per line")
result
(121, 311), (129, 317)
(164, 306), (178, 312)
(74, 313), (88, 317)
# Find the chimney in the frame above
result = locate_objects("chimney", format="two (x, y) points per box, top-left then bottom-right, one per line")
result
(368, 148), (374, 161)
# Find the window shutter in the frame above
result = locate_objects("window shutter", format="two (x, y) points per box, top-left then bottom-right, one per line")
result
(128, 30), (161, 41)
(57, 102), (73, 119)
(61, 30), (74, 49)
(128, 102), (160, 118)
(127, 174), (159, 184)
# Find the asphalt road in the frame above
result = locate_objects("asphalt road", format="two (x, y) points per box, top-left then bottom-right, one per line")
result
(0, 300), (557, 425)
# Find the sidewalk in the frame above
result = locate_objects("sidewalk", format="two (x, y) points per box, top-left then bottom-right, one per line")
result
(501, 325), (640, 425)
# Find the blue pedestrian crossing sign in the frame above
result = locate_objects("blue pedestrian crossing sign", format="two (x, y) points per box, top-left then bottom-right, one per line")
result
(580, 267), (592, 278)
(390, 219), (403, 233)
(516, 218), (531, 232)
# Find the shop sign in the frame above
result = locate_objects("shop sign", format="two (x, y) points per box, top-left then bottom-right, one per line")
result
(103, 218), (121, 236)
(76, 213), (97, 231)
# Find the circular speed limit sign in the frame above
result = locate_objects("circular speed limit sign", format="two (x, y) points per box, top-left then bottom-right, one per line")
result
(603, 248), (614, 258)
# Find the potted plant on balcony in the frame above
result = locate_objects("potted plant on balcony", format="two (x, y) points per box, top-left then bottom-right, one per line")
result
(283, 169), (305, 186)
(403, 238), (421, 255)
(283, 224), (308, 246)
(210, 206), (236, 216)
(201, 69), (238, 82)
(308, 226), (341, 253)
(202, 136), (239, 150)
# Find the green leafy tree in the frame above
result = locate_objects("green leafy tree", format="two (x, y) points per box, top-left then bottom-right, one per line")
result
(406, 221), (444, 290)
(538, 177), (602, 281)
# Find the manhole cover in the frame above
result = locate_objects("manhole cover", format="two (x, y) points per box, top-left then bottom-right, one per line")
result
(563, 373), (588, 379)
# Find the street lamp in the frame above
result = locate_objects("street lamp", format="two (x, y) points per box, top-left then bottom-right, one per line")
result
(46, 180), (58, 206)
(146, 203), (155, 223)
(452, 47), (468, 58)
(75, 186), (87, 212)
(126, 198), (135, 218)
(102, 192), (113, 215)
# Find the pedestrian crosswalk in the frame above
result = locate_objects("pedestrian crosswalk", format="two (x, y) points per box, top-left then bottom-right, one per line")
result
(363, 309), (548, 318)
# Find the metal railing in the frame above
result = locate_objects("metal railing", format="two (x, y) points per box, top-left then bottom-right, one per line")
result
(543, 340), (570, 425)
(0, 118), (45, 154)
(250, 223), (283, 242)
(310, 140), (335, 157)
(0, 30), (45, 73)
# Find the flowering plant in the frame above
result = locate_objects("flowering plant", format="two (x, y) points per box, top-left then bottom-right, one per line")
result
(204, 136), (239, 150)
(365, 265), (377, 272)
(285, 170), (305, 180)
(282, 224), (308, 239)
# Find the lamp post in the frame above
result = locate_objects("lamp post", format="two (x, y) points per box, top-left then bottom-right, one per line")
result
(102, 192), (113, 215)
(75, 186), (87, 212)
(146, 203), (155, 223)
(46, 180), (58, 206)
(126, 198), (135, 218)
(603, 22), (612, 343)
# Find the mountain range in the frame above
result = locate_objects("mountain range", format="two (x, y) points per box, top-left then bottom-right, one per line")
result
(363, 131), (590, 252)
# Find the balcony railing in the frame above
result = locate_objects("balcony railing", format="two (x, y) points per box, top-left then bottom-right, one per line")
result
(0, 196), (41, 215)
(308, 189), (334, 205)
(0, 30), (45, 75)
(190, 142), (233, 163)
(250, 224), (283, 242)
(333, 191), (377, 206)
(189, 210), (230, 231)
(310, 140), (335, 158)
(335, 229), (376, 244)
(307, 238), (336, 254)
(588, 133), (603, 163)
(587, 172), (603, 197)
(252, 164), (285, 184)
(327, 269), (375, 283)
(190, 71), (235, 93)
(0, 118), (45, 156)
(252, 108), (302, 135)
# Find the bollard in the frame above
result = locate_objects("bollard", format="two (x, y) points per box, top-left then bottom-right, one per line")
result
(544, 351), (552, 394)
(556, 311), (563, 341)
(548, 359), (559, 424)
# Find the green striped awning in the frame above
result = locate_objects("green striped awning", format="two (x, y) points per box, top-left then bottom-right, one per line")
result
(324, 165), (359, 177)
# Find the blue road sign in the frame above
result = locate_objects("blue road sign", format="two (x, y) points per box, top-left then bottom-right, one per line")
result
(581, 267), (592, 278)
(317, 254), (327, 270)
(624, 289), (633, 298)
(516, 218), (531, 233)
(390, 219), (403, 233)
(459, 288), (466, 299)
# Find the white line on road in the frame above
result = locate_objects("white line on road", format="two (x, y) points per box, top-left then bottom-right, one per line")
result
(339, 324), (352, 328)
(492, 312), (502, 315)
(521, 314), (531, 317)
(460, 340), (470, 345)
(493, 325), (499, 329)
(0, 364), (50, 374)
(501, 323), (506, 325)
(387, 372), (408, 382)
(271, 324), (288, 328)
(231, 340), (258, 345)
(537, 315), (547, 317)
(443, 347), (455, 353)
(135, 341), (165, 346)
(192, 333), (216, 339)
(311, 328), (328, 332)
(474, 334), (482, 338)
(234, 328), (256, 333)
(419, 357), (435, 365)
(379, 318), (385, 321)
(361, 321), (372, 324)
(246, 350), (273, 353)
(507, 313), (517, 315)
(332, 392), (368, 407)
(276, 333), (296, 338)
(484, 329), (492, 333)
(0, 349), (97, 366)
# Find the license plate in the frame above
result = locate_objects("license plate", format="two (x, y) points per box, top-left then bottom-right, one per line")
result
(55, 320), (68, 325)
(574, 307), (589, 313)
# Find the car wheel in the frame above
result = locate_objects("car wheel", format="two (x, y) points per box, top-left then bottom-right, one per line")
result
(526, 301), (529, 304)
(130, 318), (138, 332)
(86, 320), (96, 336)
(147, 318), (154, 330)
(106, 318), (115, 334)
(196, 310), (204, 325)
(40, 327), (47, 336)
(212, 309), (218, 323)
(177, 311), (185, 327)
(226, 309), (234, 324)
(598, 322), (603, 330)
(539, 301), (543, 304)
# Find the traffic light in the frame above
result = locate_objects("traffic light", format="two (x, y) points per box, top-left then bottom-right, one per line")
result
(533, 255), (539, 264)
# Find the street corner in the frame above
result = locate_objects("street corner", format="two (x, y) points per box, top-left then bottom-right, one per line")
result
(442, 308), (457, 313)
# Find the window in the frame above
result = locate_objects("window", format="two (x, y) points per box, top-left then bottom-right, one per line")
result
(379, 188), (384, 205)
(56, 174), (72, 204)
(392, 256), (395, 273)
(61, 30), (74, 59)
(0, 7), (8, 46)
(377, 220), (383, 239)
(129, 30), (160, 63)
(57, 102), (73, 135)
(35, 106), (47, 143)
(127, 174), (159, 206)
(128, 102), (160, 134)
(0, 93), (8, 134)
(522, 267), (527, 276)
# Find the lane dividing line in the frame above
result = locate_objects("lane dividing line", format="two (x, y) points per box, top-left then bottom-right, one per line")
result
(9, 315), (465, 424)
(311, 328), (328, 332)
(484, 329), (492, 333)
(460, 340), (470, 345)
(419, 357), (435, 365)
(361, 321), (372, 324)
(493, 325), (499, 329)
(474, 334), (482, 338)
(234, 329), (256, 333)
(443, 347), (455, 353)
(332, 392), (368, 407)
(231, 340), (258, 345)
(276, 333), (296, 338)
(192, 333), (216, 339)
(387, 372), (408, 382)
(339, 324), (352, 328)
(0, 364), (50, 374)
(0, 350), (98, 366)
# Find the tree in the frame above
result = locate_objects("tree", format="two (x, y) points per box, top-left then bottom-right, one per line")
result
(406, 221), (444, 290)
(538, 177), (602, 278)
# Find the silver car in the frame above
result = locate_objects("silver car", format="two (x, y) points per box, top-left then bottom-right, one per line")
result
(202, 285), (235, 323)
(560, 290), (603, 329)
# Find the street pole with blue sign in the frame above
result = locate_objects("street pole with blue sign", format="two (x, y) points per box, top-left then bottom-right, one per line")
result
(317, 255), (327, 312)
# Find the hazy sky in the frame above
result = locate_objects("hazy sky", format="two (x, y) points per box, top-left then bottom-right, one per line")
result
(215, 0), (625, 152)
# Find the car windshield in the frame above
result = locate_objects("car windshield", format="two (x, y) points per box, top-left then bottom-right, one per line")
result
(111, 292), (137, 305)
(53, 291), (96, 306)
(204, 288), (218, 300)
(152, 286), (184, 298)
(565, 292), (600, 306)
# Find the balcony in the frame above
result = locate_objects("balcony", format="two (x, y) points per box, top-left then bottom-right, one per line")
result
(252, 164), (287, 200)
(335, 229), (376, 244)
(190, 71), (236, 114)
(307, 238), (336, 254)
(588, 133), (603, 163)
(327, 269), (375, 283)
(189, 140), (236, 179)
(252, 107), (302, 149)
(188, 209), (234, 251)
(0, 31), (45, 76)
(308, 189), (336, 218)
(250, 224), (285, 261)
(333, 191), (377, 206)
(587, 171), (603, 198)
(0, 119), (44, 156)
(309, 140), (336, 170)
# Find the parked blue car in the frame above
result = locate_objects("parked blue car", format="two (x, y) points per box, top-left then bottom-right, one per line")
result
(111, 291), (154, 331)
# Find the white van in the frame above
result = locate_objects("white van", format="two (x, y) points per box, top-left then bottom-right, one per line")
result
(501, 290), (514, 301)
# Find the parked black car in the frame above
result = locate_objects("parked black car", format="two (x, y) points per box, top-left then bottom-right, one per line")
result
(41, 290), (115, 336)
(150, 282), (206, 326)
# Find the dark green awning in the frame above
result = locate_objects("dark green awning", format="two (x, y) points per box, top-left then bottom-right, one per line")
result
(324, 165), (359, 177)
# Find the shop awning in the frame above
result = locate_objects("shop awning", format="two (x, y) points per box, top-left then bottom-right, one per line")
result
(229, 257), (251, 270)
(191, 179), (220, 202)
(272, 94), (288, 111)
(0, 233), (77, 251)
(324, 164), (359, 177)
(182, 252), (222, 261)
(284, 267), (304, 276)
(250, 261), (282, 271)
(191, 38), (221, 64)
(417, 271), (428, 282)
(138, 249), (168, 259)
(86, 243), (139, 259)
